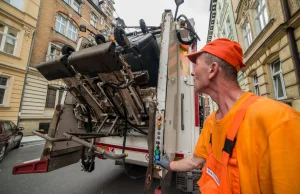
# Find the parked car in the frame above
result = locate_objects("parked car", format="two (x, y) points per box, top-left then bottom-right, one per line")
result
(0, 120), (24, 163)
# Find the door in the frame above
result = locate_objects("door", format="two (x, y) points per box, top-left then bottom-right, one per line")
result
(9, 121), (21, 145)
(2, 121), (13, 150)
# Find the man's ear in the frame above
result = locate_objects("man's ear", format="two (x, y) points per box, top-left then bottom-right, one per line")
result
(208, 62), (219, 79)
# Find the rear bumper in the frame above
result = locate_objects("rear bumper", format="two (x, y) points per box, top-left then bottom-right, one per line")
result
(12, 159), (48, 174)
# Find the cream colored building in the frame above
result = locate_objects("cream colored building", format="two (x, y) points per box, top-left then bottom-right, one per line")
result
(0, 0), (40, 125)
(232, 0), (300, 111)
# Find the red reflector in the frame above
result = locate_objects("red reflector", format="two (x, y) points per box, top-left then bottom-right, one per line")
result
(154, 188), (162, 194)
(175, 153), (184, 158)
(12, 159), (49, 175)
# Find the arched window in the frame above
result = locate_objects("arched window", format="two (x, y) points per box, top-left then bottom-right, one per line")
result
(55, 14), (78, 42)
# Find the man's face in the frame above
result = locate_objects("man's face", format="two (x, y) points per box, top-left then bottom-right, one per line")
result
(191, 54), (210, 93)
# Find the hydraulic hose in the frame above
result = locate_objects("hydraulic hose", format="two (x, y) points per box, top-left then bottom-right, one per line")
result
(63, 132), (127, 159)
(176, 14), (200, 45)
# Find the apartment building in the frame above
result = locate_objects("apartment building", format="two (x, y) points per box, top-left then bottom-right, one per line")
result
(232, 0), (300, 110)
(19, 0), (116, 135)
(0, 0), (40, 124)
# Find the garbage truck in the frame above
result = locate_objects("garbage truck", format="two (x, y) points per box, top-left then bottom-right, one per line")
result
(13, 1), (202, 193)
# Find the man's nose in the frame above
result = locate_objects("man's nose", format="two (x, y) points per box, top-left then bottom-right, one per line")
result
(191, 72), (195, 76)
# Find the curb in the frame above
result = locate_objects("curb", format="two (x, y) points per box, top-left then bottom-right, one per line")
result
(21, 139), (45, 145)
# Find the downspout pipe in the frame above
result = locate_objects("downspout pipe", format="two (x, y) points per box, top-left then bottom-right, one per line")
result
(280, 0), (300, 86)
(17, 0), (42, 127)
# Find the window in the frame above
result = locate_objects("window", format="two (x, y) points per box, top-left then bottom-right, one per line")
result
(4, 0), (23, 10)
(271, 59), (286, 100)
(100, 2), (105, 10)
(45, 87), (64, 108)
(55, 15), (67, 35)
(0, 23), (18, 55)
(255, 0), (269, 33)
(243, 21), (253, 50)
(63, 0), (80, 13)
(226, 17), (231, 36)
(58, 89), (64, 105)
(103, 25), (110, 38)
(90, 12), (98, 28)
(9, 121), (17, 131)
(0, 77), (8, 105)
(39, 123), (50, 132)
(55, 14), (78, 42)
(45, 87), (57, 108)
(3, 121), (12, 132)
(100, 17), (104, 25)
(253, 73), (260, 95)
(106, 7), (113, 17)
(87, 35), (96, 44)
(92, 0), (98, 5)
(68, 22), (78, 41)
(47, 42), (62, 61)
(72, 0), (80, 13)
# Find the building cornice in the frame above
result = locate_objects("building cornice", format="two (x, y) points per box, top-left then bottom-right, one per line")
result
(243, 9), (300, 67)
(0, 2), (38, 29)
(0, 63), (27, 73)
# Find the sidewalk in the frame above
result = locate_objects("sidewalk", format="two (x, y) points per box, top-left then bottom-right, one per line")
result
(21, 136), (45, 145)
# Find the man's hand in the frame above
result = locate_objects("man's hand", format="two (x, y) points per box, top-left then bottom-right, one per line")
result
(155, 155), (171, 170)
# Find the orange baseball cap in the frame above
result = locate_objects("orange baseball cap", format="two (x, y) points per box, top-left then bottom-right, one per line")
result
(185, 38), (246, 72)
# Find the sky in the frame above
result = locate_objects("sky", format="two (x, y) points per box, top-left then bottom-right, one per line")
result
(113, 0), (211, 50)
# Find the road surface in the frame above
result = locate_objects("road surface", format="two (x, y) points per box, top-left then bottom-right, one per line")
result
(0, 143), (181, 194)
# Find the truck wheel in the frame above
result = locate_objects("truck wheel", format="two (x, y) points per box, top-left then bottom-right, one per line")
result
(0, 144), (6, 163)
(62, 45), (75, 55)
(114, 26), (127, 47)
(123, 163), (146, 180)
(95, 34), (106, 45)
(139, 19), (148, 34)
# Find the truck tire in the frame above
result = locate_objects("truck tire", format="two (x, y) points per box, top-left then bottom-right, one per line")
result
(139, 19), (148, 34)
(123, 163), (146, 180)
(62, 45), (75, 55)
(114, 26), (127, 47)
(95, 34), (106, 45)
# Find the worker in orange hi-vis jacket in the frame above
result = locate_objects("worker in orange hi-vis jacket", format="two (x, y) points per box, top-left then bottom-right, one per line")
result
(156, 38), (300, 194)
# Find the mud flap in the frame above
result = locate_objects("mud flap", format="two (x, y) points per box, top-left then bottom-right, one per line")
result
(144, 101), (157, 193)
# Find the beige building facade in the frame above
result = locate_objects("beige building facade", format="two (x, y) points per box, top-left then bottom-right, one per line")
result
(232, 0), (300, 111)
(19, 0), (116, 135)
(0, 0), (40, 125)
